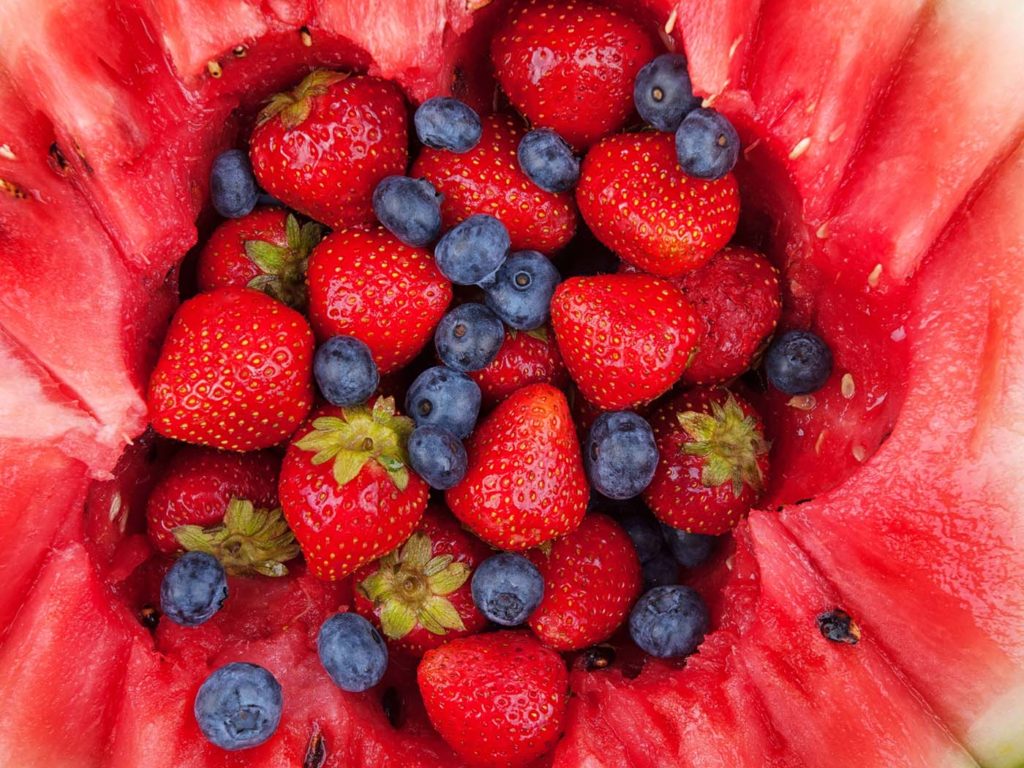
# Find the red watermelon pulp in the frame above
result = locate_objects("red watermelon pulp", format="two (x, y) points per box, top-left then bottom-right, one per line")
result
(1, 0), (1023, 766)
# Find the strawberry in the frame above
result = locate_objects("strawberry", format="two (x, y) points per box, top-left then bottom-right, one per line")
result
(353, 506), (490, 657)
(278, 396), (430, 580)
(468, 326), (569, 407)
(249, 70), (408, 229)
(527, 514), (641, 651)
(418, 630), (569, 767)
(491, 0), (657, 150)
(446, 383), (587, 550)
(576, 132), (740, 277)
(148, 287), (314, 451)
(196, 208), (322, 309)
(307, 226), (452, 373)
(676, 246), (782, 384)
(550, 273), (702, 410)
(643, 386), (770, 534)
(412, 113), (578, 253)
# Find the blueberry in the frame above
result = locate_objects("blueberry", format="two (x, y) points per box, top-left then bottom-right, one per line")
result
(619, 513), (665, 564)
(764, 330), (833, 395)
(160, 551), (228, 627)
(414, 96), (482, 153)
(211, 150), (258, 218)
(629, 585), (709, 658)
(434, 215), (510, 286)
(318, 613), (388, 693)
(372, 176), (443, 247)
(407, 425), (468, 490)
(675, 108), (741, 180)
(471, 553), (545, 626)
(405, 365), (481, 439)
(633, 53), (701, 132)
(517, 129), (580, 193)
(483, 251), (561, 330)
(585, 411), (659, 500)
(434, 303), (505, 372)
(314, 336), (380, 407)
(194, 662), (282, 750)
(642, 551), (680, 590)
(661, 525), (717, 569)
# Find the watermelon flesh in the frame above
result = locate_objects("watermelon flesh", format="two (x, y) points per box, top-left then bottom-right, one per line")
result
(0, 0), (1022, 766)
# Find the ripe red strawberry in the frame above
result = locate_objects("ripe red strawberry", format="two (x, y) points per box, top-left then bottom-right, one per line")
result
(411, 113), (577, 253)
(577, 132), (740, 277)
(446, 383), (587, 550)
(491, 0), (657, 150)
(468, 326), (569, 407)
(249, 70), (408, 229)
(644, 386), (770, 534)
(418, 630), (569, 767)
(550, 273), (702, 410)
(196, 208), (322, 309)
(279, 396), (430, 580)
(676, 246), (783, 384)
(527, 514), (641, 651)
(148, 287), (314, 451)
(307, 226), (452, 373)
(353, 506), (490, 657)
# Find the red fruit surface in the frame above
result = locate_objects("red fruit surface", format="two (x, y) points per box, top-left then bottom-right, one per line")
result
(469, 327), (569, 407)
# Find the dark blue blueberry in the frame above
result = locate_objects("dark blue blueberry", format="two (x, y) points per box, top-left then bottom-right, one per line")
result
(517, 129), (580, 193)
(642, 551), (680, 590)
(405, 365), (481, 439)
(471, 552), (545, 626)
(434, 303), (505, 372)
(314, 336), (379, 407)
(764, 330), (833, 395)
(372, 176), (443, 247)
(434, 214), (510, 286)
(629, 585), (709, 658)
(255, 192), (285, 208)
(317, 612), (388, 693)
(211, 149), (258, 218)
(633, 53), (701, 132)
(619, 512), (665, 564)
(661, 525), (717, 569)
(585, 411), (659, 500)
(194, 662), (282, 750)
(675, 108), (741, 180)
(407, 425), (468, 490)
(160, 551), (228, 627)
(483, 251), (561, 330)
(414, 96), (482, 153)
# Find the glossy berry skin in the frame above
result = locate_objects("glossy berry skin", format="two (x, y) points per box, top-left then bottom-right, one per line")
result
(629, 585), (709, 658)
(414, 96), (482, 153)
(676, 247), (782, 384)
(317, 612), (389, 692)
(551, 274), (701, 410)
(765, 330), (834, 395)
(527, 514), (641, 650)
(491, 0), (657, 149)
(160, 551), (228, 626)
(517, 129), (579, 193)
(471, 552), (544, 626)
(633, 53), (700, 132)
(408, 425), (468, 490)
(447, 383), (588, 550)
(484, 251), (561, 330)
(314, 335), (380, 407)
(418, 631), (569, 768)
(661, 524), (717, 568)
(307, 227), (452, 373)
(577, 132), (740, 277)
(148, 287), (314, 452)
(675, 107), (741, 180)
(372, 176), (443, 247)
(406, 366), (481, 439)
(210, 149), (258, 218)
(434, 214), (510, 286)
(412, 113), (578, 253)
(250, 71), (408, 229)
(585, 411), (659, 500)
(194, 663), (282, 751)
(434, 303), (505, 372)
(469, 326), (569, 407)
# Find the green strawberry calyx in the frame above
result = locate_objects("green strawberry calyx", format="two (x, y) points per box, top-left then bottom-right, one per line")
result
(677, 394), (769, 497)
(244, 214), (322, 309)
(173, 498), (301, 577)
(257, 68), (349, 129)
(294, 396), (415, 491)
(358, 532), (470, 639)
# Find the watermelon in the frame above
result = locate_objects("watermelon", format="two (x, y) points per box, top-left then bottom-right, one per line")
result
(0, 0), (1022, 766)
